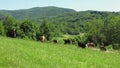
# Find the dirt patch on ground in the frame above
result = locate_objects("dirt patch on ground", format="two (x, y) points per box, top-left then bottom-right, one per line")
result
(87, 47), (119, 53)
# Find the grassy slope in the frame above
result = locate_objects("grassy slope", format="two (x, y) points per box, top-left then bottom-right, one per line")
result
(0, 36), (120, 68)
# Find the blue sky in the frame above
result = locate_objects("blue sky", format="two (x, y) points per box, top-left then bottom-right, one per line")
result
(0, 0), (120, 11)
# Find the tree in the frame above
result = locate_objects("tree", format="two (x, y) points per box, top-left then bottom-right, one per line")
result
(37, 20), (60, 40)
(20, 20), (37, 40)
(84, 19), (105, 45)
(3, 16), (18, 37)
(104, 16), (120, 44)
(0, 21), (5, 36)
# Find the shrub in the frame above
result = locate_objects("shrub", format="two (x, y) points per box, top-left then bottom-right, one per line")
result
(112, 44), (120, 50)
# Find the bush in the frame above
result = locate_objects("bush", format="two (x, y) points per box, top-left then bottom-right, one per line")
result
(74, 35), (87, 43)
(20, 20), (37, 40)
(0, 22), (5, 36)
(112, 44), (120, 50)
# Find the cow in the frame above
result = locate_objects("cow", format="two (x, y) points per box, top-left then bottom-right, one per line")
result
(12, 29), (16, 38)
(77, 42), (86, 48)
(8, 28), (16, 38)
(86, 42), (95, 48)
(63, 39), (71, 44)
(99, 46), (107, 51)
(53, 39), (58, 43)
(39, 36), (46, 42)
(103, 41), (111, 46)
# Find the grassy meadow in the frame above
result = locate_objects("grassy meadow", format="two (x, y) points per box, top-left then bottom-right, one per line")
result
(0, 36), (120, 68)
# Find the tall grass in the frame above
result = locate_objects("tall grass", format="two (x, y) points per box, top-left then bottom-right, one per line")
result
(0, 36), (120, 68)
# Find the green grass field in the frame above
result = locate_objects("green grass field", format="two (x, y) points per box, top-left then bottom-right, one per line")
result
(0, 36), (120, 68)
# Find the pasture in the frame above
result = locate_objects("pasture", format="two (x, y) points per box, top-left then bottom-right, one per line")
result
(0, 36), (120, 68)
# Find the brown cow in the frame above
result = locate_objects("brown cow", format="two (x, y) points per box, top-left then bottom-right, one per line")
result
(40, 36), (46, 42)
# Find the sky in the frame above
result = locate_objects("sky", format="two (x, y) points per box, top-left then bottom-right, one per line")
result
(0, 0), (120, 11)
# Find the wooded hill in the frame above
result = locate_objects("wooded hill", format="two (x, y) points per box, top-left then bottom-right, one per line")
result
(1, 6), (120, 35)
(0, 6), (75, 20)
(0, 6), (120, 49)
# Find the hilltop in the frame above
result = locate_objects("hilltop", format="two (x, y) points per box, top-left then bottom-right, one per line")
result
(0, 6), (75, 20)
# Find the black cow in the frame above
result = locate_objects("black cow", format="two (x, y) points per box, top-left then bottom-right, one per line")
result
(12, 29), (16, 38)
(78, 42), (86, 48)
(53, 39), (58, 43)
(63, 39), (71, 44)
(8, 29), (16, 38)
(103, 41), (111, 46)
(99, 46), (107, 51)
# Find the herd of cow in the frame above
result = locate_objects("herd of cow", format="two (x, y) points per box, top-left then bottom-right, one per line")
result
(39, 36), (107, 51)
(9, 29), (107, 51)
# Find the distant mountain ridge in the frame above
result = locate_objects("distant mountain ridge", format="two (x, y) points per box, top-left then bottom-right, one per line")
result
(0, 6), (76, 20)
(0, 6), (119, 22)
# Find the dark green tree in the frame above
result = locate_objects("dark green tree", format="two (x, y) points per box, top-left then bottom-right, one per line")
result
(0, 21), (5, 36)
(20, 20), (37, 40)
(38, 20), (60, 40)
(104, 16), (120, 44)
(84, 19), (105, 45)
(3, 16), (18, 37)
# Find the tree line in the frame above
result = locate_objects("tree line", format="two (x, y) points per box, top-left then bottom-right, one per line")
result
(47, 11), (120, 45)
(0, 16), (61, 41)
(0, 11), (120, 50)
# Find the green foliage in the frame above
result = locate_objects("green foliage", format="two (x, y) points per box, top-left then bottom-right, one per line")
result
(0, 8), (120, 49)
(83, 19), (105, 45)
(38, 20), (61, 40)
(0, 21), (5, 36)
(74, 34), (87, 43)
(3, 16), (18, 37)
(19, 20), (37, 40)
(112, 44), (120, 50)
(104, 16), (120, 44)
(0, 6), (75, 20)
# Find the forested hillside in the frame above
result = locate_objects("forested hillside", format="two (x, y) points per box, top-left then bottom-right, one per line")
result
(0, 6), (75, 20)
(46, 11), (120, 34)
(0, 7), (120, 50)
